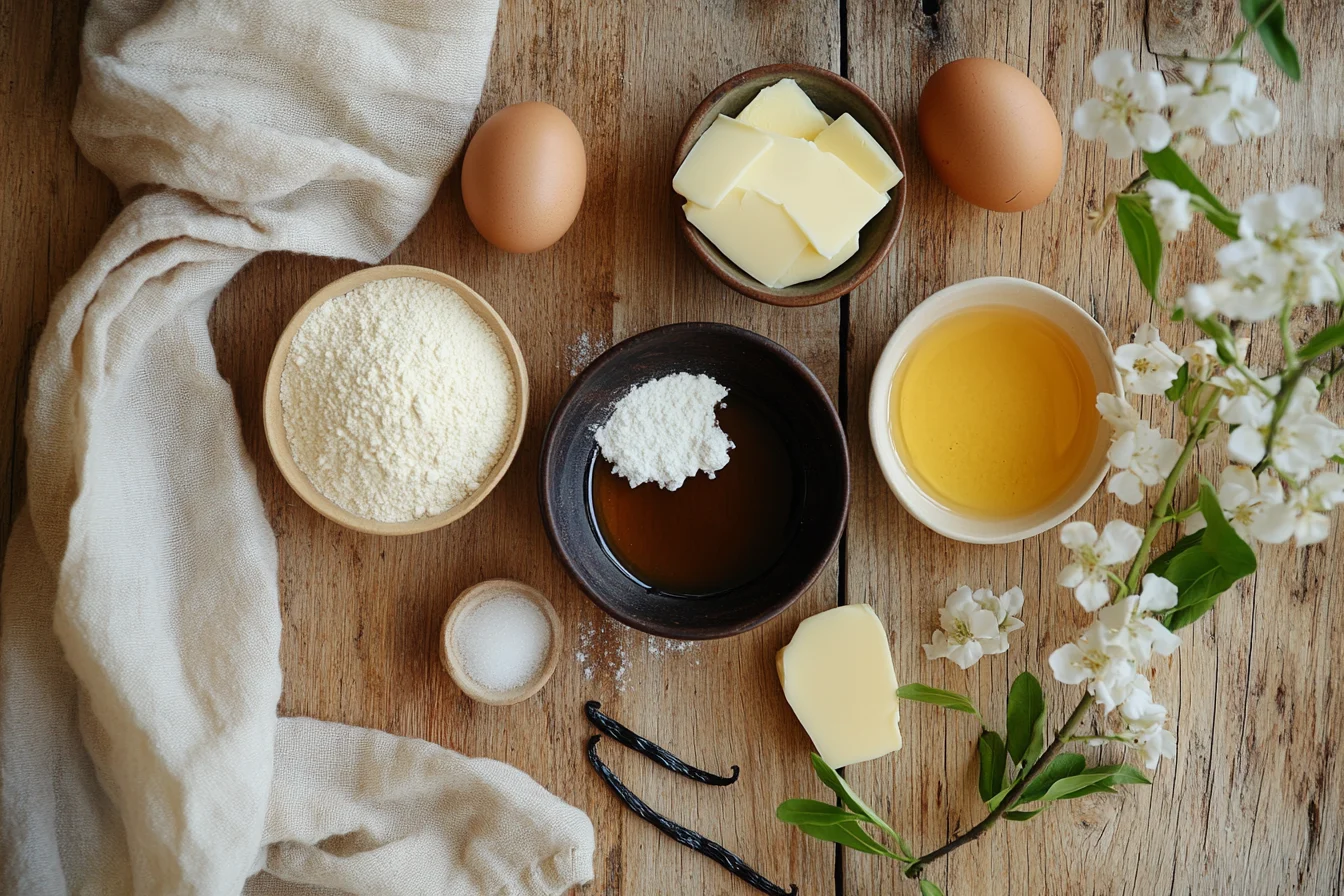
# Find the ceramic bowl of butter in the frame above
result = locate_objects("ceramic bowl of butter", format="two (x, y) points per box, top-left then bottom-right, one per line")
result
(539, 323), (849, 639)
(672, 64), (906, 307)
(868, 276), (1121, 544)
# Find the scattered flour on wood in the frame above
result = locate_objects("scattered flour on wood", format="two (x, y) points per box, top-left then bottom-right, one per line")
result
(280, 277), (516, 522)
(594, 372), (732, 491)
(575, 619), (701, 689)
(564, 331), (609, 377)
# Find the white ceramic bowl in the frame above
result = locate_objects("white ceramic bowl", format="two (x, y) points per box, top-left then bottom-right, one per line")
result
(868, 276), (1121, 544)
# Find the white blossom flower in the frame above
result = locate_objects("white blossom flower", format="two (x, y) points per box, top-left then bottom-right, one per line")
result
(1190, 186), (1344, 322)
(1058, 520), (1144, 611)
(923, 585), (1024, 669)
(1223, 377), (1344, 478)
(1167, 62), (1279, 144)
(1115, 676), (1177, 769)
(1180, 336), (1248, 382)
(1114, 323), (1184, 395)
(1184, 464), (1285, 541)
(1107, 422), (1183, 505)
(1097, 574), (1181, 661)
(1251, 471), (1344, 546)
(1048, 622), (1141, 713)
(1096, 392), (1141, 436)
(1144, 179), (1194, 242)
(1073, 50), (1171, 158)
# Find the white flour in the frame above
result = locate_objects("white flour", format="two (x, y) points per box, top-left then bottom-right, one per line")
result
(280, 277), (516, 522)
(594, 372), (732, 490)
(563, 331), (609, 377)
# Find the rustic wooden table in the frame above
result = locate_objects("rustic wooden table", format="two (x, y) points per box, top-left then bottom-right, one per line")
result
(4, 1), (1342, 893)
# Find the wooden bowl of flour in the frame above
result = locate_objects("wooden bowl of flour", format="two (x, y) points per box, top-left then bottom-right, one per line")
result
(262, 264), (529, 536)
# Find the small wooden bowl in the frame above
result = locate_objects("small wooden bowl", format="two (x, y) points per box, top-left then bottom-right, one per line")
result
(672, 63), (907, 307)
(262, 264), (528, 536)
(439, 579), (562, 706)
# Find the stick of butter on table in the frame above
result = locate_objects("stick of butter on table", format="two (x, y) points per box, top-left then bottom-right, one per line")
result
(777, 603), (902, 769)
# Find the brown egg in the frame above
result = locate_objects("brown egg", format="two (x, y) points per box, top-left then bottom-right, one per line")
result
(917, 58), (1062, 212)
(461, 102), (587, 253)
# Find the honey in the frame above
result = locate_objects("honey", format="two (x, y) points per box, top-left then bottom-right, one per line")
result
(889, 305), (1098, 519)
(589, 398), (797, 596)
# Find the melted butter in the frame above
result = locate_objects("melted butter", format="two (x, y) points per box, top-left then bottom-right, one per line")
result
(889, 305), (1099, 519)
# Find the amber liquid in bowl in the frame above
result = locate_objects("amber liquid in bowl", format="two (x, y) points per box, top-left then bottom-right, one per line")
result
(889, 305), (1099, 519)
(588, 398), (799, 597)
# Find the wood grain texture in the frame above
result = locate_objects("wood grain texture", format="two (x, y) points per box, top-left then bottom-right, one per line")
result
(846, 1), (1344, 894)
(1, 0), (1342, 894)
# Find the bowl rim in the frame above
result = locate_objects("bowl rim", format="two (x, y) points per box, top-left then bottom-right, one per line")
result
(867, 276), (1122, 545)
(538, 321), (850, 639)
(439, 578), (562, 705)
(672, 62), (907, 308)
(262, 263), (529, 536)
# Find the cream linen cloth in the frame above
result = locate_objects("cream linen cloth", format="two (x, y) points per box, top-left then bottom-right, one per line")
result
(0, 1), (595, 894)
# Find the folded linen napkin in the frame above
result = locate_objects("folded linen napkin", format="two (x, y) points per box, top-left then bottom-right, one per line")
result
(0, 1), (595, 894)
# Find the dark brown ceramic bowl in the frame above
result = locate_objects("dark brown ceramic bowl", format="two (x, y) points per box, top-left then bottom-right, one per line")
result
(539, 323), (849, 640)
(672, 63), (907, 307)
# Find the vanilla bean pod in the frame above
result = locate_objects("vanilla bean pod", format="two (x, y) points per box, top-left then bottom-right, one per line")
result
(586, 736), (797, 896)
(584, 701), (740, 785)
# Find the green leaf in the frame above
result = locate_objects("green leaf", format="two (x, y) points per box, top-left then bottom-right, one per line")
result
(1036, 764), (1150, 802)
(1165, 362), (1191, 402)
(1004, 807), (1048, 821)
(1142, 149), (1240, 239)
(796, 820), (903, 859)
(1297, 321), (1344, 363)
(776, 799), (868, 826)
(1005, 673), (1047, 769)
(977, 730), (1008, 804)
(920, 881), (946, 896)
(1116, 195), (1163, 301)
(1015, 753), (1086, 804)
(808, 755), (902, 844)
(1150, 482), (1257, 631)
(1240, 0), (1301, 81)
(1195, 478), (1257, 578)
(896, 683), (979, 717)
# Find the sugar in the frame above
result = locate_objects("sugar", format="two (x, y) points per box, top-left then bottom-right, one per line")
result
(455, 595), (552, 692)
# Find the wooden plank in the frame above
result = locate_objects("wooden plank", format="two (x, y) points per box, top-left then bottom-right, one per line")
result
(0, 0), (118, 554)
(207, 1), (842, 894)
(845, 1), (1344, 894)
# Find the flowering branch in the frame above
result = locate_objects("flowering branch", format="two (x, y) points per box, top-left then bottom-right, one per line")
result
(778, 7), (1339, 894)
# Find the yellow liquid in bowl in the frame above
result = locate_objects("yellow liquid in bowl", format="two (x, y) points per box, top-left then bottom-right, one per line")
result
(889, 305), (1099, 519)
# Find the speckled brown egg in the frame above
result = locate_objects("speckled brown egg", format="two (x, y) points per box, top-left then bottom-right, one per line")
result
(917, 58), (1062, 213)
(461, 102), (587, 253)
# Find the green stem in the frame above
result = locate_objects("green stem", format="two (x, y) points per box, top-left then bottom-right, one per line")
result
(1126, 395), (1220, 591)
(1229, 357), (1276, 398)
(1253, 366), (1306, 476)
(1228, 0), (1282, 55)
(903, 695), (1097, 879)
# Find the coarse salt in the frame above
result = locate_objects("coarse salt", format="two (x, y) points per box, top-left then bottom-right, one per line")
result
(455, 594), (552, 692)
(594, 372), (733, 491)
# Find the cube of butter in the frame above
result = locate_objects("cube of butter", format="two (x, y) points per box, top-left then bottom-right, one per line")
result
(672, 115), (774, 209)
(777, 604), (902, 768)
(735, 78), (829, 140)
(813, 112), (904, 192)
